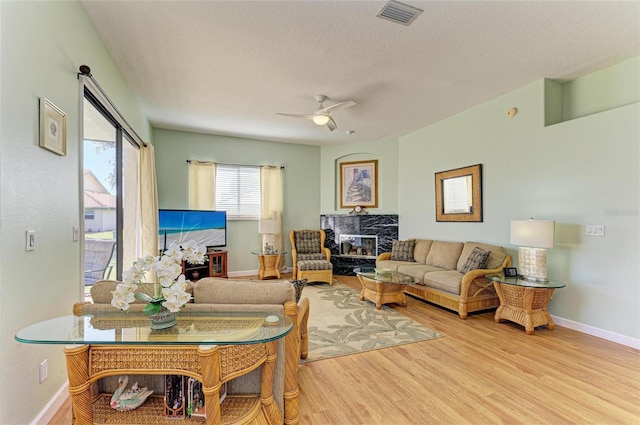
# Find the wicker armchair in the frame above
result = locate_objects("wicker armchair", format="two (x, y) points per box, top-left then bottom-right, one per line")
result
(289, 229), (333, 285)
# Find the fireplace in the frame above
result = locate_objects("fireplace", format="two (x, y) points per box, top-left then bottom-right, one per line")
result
(338, 234), (378, 258)
(321, 214), (398, 275)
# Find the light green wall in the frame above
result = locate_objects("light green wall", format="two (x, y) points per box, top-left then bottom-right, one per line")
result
(153, 128), (320, 272)
(320, 137), (399, 214)
(563, 56), (640, 120)
(0, 1), (149, 423)
(399, 64), (639, 338)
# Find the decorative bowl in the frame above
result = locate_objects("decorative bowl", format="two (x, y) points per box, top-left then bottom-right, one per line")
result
(374, 267), (391, 275)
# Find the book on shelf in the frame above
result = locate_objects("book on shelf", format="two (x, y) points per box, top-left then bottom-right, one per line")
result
(164, 375), (186, 419)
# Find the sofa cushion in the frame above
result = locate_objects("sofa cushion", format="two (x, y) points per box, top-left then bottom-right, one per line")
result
(289, 279), (307, 303)
(376, 259), (411, 272)
(425, 241), (464, 270)
(424, 270), (465, 295)
(457, 242), (507, 271)
(397, 264), (447, 284)
(194, 278), (295, 304)
(90, 280), (195, 304)
(413, 239), (433, 264)
(294, 230), (321, 254)
(460, 247), (491, 274)
(391, 239), (416, 261)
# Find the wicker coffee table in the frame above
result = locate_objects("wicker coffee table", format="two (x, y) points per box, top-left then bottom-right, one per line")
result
(355, 268), (418, 310)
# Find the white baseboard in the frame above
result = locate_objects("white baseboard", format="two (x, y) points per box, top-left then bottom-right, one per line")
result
(32, 382), (69, 425)
(551, 315), (640, 349)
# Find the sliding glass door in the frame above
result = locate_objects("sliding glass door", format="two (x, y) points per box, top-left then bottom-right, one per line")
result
(83, 94), (140, 290)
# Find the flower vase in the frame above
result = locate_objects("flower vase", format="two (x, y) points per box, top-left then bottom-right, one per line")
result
(146, 305), (177, 330)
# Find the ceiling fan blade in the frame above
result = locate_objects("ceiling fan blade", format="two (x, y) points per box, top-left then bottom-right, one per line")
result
(318, 100), (356, 114)
(326, 117), (337, 132)
(275, 112), (314, 120)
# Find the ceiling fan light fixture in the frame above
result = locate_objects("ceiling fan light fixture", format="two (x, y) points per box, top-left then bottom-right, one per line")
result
(312, 114), (330, 125)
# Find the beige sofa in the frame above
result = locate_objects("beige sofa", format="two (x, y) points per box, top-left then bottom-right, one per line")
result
(376, 240), (511, 319)
(75, 277), (309, 425)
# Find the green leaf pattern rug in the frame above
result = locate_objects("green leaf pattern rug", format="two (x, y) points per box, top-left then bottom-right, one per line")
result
(301, 281), (442, 362)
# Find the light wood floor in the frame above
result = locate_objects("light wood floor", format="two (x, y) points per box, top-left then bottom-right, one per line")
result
(51, 275), (640, 424)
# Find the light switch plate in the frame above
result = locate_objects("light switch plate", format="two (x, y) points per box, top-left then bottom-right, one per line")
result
(586, 225), (605, 236)
(26, 230), (35, 251)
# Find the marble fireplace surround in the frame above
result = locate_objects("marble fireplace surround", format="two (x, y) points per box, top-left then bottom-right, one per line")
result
(321, 214), (399, 275)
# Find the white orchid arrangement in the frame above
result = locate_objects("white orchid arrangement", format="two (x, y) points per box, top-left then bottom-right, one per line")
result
(111, 240), (207, 315)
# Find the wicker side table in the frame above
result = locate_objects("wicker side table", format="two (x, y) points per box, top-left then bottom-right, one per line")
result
(492, 277), (566, 335)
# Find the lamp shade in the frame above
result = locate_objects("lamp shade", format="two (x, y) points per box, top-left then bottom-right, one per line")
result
(259, 219), (281, 234)
(510, 219), (555, 248)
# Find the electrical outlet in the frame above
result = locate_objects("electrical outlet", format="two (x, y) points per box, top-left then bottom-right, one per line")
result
(39, 359), (48, 383)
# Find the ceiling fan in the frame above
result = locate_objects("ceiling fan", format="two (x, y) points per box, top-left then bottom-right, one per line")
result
(276, 95), (356, 132)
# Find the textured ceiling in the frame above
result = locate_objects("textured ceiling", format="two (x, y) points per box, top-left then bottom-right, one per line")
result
(81, 1), (640, 146)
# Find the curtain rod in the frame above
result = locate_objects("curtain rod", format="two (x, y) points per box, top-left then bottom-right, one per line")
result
(186, 160), (284, 169)
(78, 65), (147, 148)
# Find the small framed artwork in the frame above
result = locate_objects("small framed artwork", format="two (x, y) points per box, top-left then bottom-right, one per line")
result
(39, 98), (67, 156)
(504, 267), (518, 277)
(340, 160), (378, 209)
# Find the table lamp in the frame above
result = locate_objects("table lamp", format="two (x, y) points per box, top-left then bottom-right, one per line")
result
(510, 218), (555, 282)
(259, 219), (281, 254)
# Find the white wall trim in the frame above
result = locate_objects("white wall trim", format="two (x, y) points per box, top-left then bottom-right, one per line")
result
(551, 315), (640, 349)
(32, 382), (69, 425)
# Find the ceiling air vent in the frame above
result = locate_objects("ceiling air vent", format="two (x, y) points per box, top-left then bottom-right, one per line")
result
(376, 0), (423, 26)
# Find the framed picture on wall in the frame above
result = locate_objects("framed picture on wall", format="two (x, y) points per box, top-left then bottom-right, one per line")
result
(435, 164), (482, 222)
(39, 98), (67, 156)
(340, 160), (378, 209)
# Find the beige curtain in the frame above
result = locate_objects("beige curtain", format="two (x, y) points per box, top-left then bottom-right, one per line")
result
(140, 143), (159, 256)
(189, 161), (216, 210)
(260, 166), (284, 267)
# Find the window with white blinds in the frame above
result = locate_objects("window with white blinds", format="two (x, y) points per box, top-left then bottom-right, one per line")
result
(215, 164), (261, 220)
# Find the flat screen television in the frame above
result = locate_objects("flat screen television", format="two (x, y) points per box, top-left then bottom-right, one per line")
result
(158, 209), (227, 252)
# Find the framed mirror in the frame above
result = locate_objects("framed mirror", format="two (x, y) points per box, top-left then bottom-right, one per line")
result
(435, 164), (482, 222)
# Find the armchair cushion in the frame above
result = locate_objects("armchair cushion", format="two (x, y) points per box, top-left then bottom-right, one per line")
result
(297, 260), (333, 271)
(294, 230), (321, 254)
(298, 253), (326, 261)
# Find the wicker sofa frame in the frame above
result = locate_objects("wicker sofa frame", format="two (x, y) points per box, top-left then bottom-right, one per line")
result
(377, 240), (511, 319)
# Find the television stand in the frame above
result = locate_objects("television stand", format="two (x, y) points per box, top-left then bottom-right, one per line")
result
(184, 250), (228, 280)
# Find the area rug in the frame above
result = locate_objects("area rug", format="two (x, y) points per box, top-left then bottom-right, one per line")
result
(300, 280), (442, 363)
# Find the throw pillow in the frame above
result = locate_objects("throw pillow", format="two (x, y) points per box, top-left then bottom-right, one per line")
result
(290, 278), (308, 303)
(460, 247), (491, 274)
(390, 239), (416, 261)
